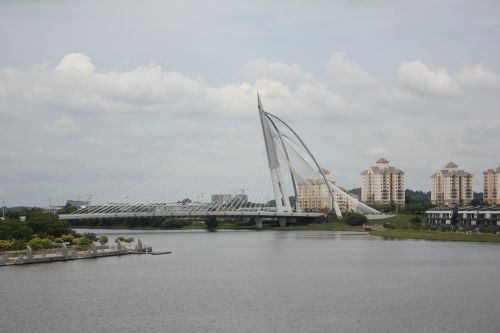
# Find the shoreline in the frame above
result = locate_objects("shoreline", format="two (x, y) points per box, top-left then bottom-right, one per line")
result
(71, 223), (500, 243)
(370, 230), (500, 243)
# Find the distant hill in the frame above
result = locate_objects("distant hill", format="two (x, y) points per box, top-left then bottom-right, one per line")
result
(349, 187), (361, 197)
(348, 188), (431, 203)
(405, 189), (431, 203)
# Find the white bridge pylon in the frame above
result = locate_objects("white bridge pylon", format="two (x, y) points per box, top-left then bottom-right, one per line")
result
(60, 94), (379, 222)
(257, 93), (379, 218)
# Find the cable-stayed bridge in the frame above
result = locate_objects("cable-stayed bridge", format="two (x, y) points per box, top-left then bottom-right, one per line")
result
(60, 94), (379, 226)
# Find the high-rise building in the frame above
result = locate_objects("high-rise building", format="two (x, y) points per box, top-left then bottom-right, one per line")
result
(211, 194), (233, 205)
(431, 162), (473, 207)
(297, 169), (355, 213)
(483, 167), (500, 205)
(361, 158), (405, 207)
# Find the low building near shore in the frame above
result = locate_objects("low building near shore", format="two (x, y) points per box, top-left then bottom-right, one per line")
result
(425, 206), (500, 229)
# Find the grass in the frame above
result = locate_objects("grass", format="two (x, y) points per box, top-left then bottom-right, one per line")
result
(263, 221), (357, 231)
(367, 214), (424, 227)
(371, 229), (500, 243)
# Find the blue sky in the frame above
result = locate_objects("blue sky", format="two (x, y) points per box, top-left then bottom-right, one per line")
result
(1, 0), (500, 206)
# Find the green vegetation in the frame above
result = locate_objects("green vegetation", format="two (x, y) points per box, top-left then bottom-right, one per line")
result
(0, 209), (77, 251)
(115, 236), (134, 243)
(276, 220), (354, 231)
(98, 235), (108, 246)
(205, 216), (218, 230)
(344, 212), (368, 226)
(26, 209), (72, 237)
(28, 237), (53, 250)
(367, 213), (500, 243)
(367, 214), (425, 229)
(57, 203), (78, 214)
(0, 219), (33, 241)
(371, 230), (500, 243)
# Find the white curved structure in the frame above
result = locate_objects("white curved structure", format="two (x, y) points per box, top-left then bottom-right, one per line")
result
(257, 93), (379, 218)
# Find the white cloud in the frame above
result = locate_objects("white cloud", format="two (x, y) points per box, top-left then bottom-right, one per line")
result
(398, 60), (461, 96)
(326, 52), (378, 88)
(243, 58), (312, 84)
(325, 52), (417, 107)
(2, 52), (500, 205)
(56, 53), (95, 75)
(455, 64), (500, 88)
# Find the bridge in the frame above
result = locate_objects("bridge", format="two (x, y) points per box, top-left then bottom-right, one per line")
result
(60, 94), (379, 227)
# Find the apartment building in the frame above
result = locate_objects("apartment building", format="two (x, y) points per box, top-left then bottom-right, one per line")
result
(297, 169), (355, 213)
(361, 158), (405, 207)
(431, 162), (473, 207)
(483, 167), (500, 205)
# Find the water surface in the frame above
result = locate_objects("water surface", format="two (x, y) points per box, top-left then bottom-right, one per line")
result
(1, 230), (499, 332)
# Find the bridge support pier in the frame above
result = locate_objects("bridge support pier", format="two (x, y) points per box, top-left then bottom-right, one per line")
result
(278, 217), (287, 227)
(255, 217), (263, 229)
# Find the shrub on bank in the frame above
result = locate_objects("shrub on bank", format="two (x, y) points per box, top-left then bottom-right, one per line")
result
(28, 237), (53, 250)
(383, 223), (395, 229)
(344, 212), (367, 226)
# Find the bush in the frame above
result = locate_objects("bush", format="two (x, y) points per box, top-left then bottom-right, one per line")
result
(383, 223), (395, 229)
(28, 237), (53, 250)
(162, 219), (191, 228)
(76, 237), (93, 249)
(82, 233), (98, 242)
(343, 212), (367, 226)
(61, 234), (75, 244)
(479, 225), (498, 234)
(0, 239), (14, 250)
(409, 215), (422, 224)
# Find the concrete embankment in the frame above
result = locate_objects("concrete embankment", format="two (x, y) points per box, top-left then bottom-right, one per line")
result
(0, 249), (135, 267)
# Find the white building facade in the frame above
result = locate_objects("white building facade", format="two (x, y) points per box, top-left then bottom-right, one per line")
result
(297, 169), (355, 213)
(431, 162), (473, 207)
(483, 167), (500, 205)
(361, 158), (405, 207)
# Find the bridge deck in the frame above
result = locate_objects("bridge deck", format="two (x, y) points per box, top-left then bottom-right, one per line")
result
(59, 211), (324, 220)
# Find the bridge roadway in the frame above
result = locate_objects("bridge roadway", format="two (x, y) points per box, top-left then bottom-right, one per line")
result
(59, 210), (324, 222)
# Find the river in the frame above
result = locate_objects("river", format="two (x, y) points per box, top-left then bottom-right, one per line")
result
(1, 230), (499, 332)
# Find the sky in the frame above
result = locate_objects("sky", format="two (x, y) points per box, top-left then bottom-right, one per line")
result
(1, 0), (500, 207)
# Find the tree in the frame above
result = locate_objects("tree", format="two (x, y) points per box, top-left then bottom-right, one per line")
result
(470, 199), (483, 206)
(26, 209), (71, 237)
(98, 235), (108, 246)
(205, 216), (218, 230)
(0, 220), (33, 241)
(57, 203), (78, 214)
(5, 210), (21, 220)
(344, 212), (367, 226)
(76, 237), (93, 249)
(82, 232), (98, 242)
